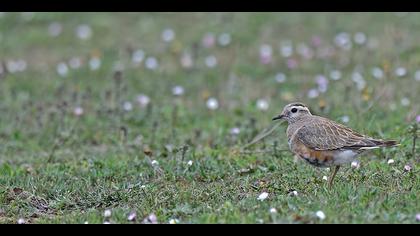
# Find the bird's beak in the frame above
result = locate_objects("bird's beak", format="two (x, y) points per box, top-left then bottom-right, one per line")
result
(272, 114), (284, 121)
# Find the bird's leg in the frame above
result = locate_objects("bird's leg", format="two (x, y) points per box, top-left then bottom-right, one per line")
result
(328, 166), (340, 189)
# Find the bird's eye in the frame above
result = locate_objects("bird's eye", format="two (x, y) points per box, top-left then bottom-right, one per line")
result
(291, 108), (298, 113)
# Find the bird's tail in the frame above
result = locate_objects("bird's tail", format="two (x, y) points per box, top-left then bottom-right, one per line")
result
(358, 139), (399, 150)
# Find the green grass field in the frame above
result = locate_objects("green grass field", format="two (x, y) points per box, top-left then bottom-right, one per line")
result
(0, 12), (419, 224)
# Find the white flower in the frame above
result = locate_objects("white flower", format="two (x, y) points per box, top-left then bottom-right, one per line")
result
(187, 160), (193, 166)
(84, 221), (89, 224)
(76, 24), (92, 40)
(151, 160), (159, 166)
(354, 32), (367, 45)
(169, 218), (179, 224)
(161, 28), (175, 42)
(143, 213), (158, 224)
(400, 97), (410, 107)
(48, 22), (62, 37)
(322, 176), (328, 181)
(334, 32), (352, 50)
(103, 221), (111, 224)
(145, 57), (159, 70)
(56, 62), (69, 77)
(341, 116), (350, 123)
(136, 94), (150, 108)
(104, 209), (112, 218)
(288, 190), (298, 197)
(256, 99), (269, 111)
(127, 211), (137, 221)
(404, 165), (412, 172)
(218, 33), (231, 46)
(275, 73), (287, 83)
(330, 70), (342, 81)
(269, 208), (277, 213)
(123, 101), (133, 112)
(229, 127), (240, 135)
(414, 70), (420, 81)
(205, 55), (217, 68)
(371, 67), (384, 79)
(132, 50), (145, 65)
(260, 44), (273, 57)
(280, 40), (293, 58)
(307, 89), (319, 99)
(395, 67), (407, 77)
(17, 218), (26, 224)
(89, 57), (101, 71)
(257, 192), (269, 201)
(172, 86), (185, 96)
(316, 210), (326, 220)
(351, 160), (360, 169)
(387, 159), (395, 164)
(206, 98), (219, 110)
(416, 213), (420, 222)
(73, 107), (84, 117)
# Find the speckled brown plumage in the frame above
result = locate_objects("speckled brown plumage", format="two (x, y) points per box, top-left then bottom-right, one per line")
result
(272, 102), (399, 188)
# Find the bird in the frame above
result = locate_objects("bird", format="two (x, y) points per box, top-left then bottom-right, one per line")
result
(272, 102), (399, 188)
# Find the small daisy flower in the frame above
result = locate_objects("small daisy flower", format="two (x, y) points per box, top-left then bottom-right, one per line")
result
(57, 62), (69, 77)
(269, 208), (277, 213)
(322, 176), (328, 181)
(48, 22), (62, 37)
(145, 57), (159, 70)
(136, 94), (150, 108)
(289, 190), (298, 196)
(307, 89), (319, 99)
(161, 28), (175, 42)
(76, 24), (92, 40)
(257, 192), (269, 201)
(341, 116), (350, 123)
(400, 97), (410, 107)
(387, 159), (395, 165)
(218, 33), (231, 46)
(256, 99), (269, 111)
(169, 218), (179, 224)
(123, 101), (133, 112)
(206, 97), (219, 110)
(172, 85), (185, 96)
(275, 73), (287, 83)
(316, 211), (326, 220)
(89, 57), (101, 71)
(329, 70), (342, 81)
(404, 165), (412, 172)
(132, 50), (145, 65)
(395, 67), (407, 77)
(259, 44), (272, 65)
(143, 213), (158, 224)
(104, 209), (112, 218)
(127, 211), (137, 222)
(205, 55), (217, 68)
(17, 218), (26, 224)
(354, 32), (367, 45)
(334, 32), (352, 50)
(73, 107), (84, 117)
(187, 160), (193, 166)
(371, 67), (384, 79)
(280, 40), (293, 58)
(229, 127), (240, 136)
(414, 70), (420, 81)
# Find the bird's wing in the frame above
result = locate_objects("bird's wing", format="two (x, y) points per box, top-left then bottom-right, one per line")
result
(295, 117), (380, 151)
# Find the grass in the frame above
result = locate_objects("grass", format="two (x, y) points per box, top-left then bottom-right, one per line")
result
(0, 12), (419, 224)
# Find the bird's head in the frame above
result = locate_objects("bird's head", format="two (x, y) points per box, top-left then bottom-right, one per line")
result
(272, 102), (312, 123)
